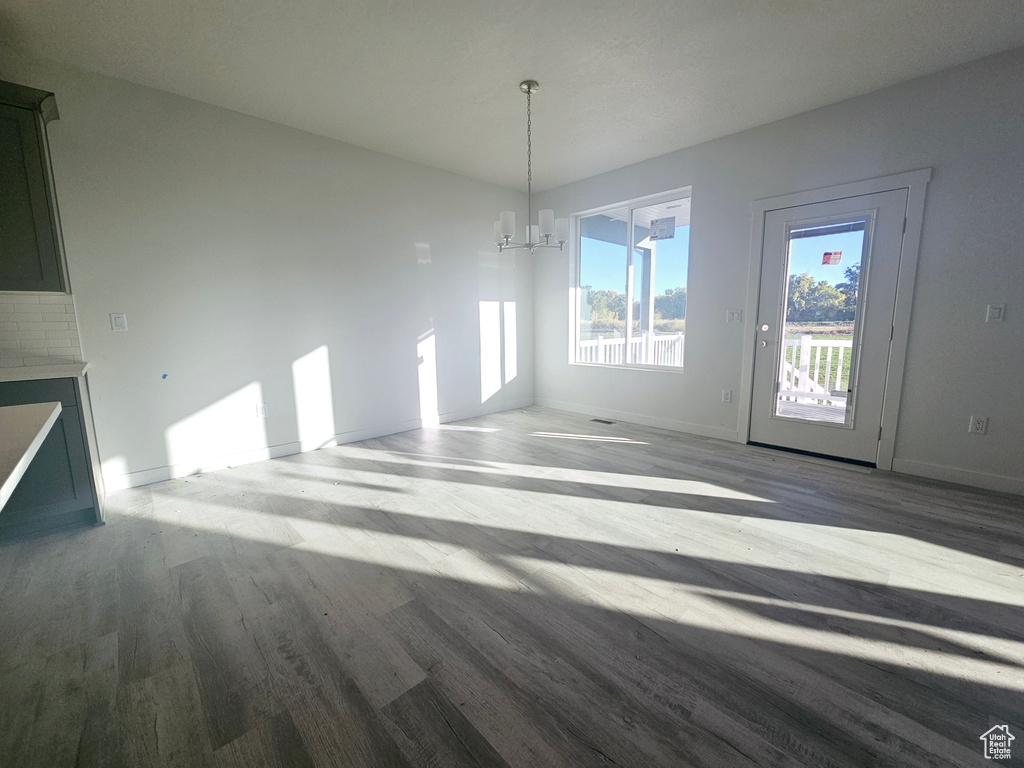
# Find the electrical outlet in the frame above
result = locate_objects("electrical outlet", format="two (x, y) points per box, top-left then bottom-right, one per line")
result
(968, 416), (988, 435)
(256, 403), (268, 418)
(985, 304), (1006, 323)
(722, 389), (733, 403)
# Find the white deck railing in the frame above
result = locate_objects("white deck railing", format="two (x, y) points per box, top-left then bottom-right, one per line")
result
(779, 335), (852, 405)
(577, 334), (846, 396)
(578, 333), (684, 367)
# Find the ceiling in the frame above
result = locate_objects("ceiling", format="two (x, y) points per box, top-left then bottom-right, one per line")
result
(2, 0), (1024, 192)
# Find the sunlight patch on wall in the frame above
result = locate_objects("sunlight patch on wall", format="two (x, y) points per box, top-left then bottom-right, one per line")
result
(415, 242), (431, 265)
(479, 300), (502, 402)
(101, 455), (130, 492)
(503, 301), (517, 384)
(164, 381), (268, 476)
(417, 329), (439, 427)
(292, 346), (336, 451)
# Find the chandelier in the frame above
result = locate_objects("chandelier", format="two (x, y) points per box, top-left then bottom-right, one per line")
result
(494, 80), (569, 253)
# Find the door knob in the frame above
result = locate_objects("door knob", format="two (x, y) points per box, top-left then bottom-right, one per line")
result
(760, 324), (769, 332)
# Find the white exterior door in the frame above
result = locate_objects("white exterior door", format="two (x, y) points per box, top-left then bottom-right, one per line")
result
(748, 189), (908, 464)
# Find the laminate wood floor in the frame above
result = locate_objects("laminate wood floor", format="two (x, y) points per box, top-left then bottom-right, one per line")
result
(1, 406), (1022, 767)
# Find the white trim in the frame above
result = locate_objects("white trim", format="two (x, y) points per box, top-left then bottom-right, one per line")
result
(567, 214), (579, 365)
(570, 186), (692, 370)
(101, 419), (422, 490)
(103, 439), (312, 491)
(572, 186), (693, 219)
(439, 397), (535, 424)
(892, 458), (1024, 496)
(877, 171), (930, 470)
(101, 400), (536, 491)
(571, 361), (686, 375)
(535, 397), (740, 442)
(741, 169), (931, 469)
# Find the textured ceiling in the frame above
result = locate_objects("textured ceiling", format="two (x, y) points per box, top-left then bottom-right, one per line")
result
(2, 0), (1024, 191)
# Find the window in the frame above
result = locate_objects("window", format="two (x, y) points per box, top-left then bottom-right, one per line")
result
(575, 189), (691, 368)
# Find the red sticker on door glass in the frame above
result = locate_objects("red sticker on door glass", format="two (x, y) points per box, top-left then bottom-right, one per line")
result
(822, 252), (842, 265)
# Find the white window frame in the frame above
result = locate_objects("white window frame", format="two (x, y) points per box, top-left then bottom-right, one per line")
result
(570, 186), (692, 371)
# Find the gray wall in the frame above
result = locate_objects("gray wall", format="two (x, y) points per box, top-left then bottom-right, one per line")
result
(0, 51), (532, 490)
(534, 47), (1024, 494)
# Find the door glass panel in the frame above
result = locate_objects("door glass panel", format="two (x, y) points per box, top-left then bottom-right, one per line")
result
(775, 219), (867, 425)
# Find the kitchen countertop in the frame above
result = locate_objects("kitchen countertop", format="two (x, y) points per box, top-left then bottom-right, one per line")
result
(0, 362), (90, 383)
(0, 401), (62, 512)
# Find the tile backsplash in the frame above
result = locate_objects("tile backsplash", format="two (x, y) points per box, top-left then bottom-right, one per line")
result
(0, 292), (83, 368)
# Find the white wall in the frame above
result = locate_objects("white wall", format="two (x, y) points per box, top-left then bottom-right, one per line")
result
(534, 47), (1024, 494)
(0, 51), (532, 490)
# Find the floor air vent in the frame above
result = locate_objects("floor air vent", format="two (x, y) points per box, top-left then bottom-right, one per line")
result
(590, 418), (615, 424)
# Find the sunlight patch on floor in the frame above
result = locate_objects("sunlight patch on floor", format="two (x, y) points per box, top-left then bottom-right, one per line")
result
(319, 448), (772, 502)
(426, 425), (500, 433)
(138, 457), (1021, 611)
(554, 561), (1024, 693)
(111, 501), (1024, 694)
(530, 432), (650, 444)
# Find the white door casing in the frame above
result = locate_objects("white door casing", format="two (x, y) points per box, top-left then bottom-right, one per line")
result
(749, 190), (906, 462)
(740, 170), (931, 468)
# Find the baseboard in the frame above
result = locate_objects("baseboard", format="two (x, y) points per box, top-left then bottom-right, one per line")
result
(102, 402), (536, 492)
(332, 417), (423, 445)
(440, 397), (535, 424)
(534, 397), (740, 442)
(891, 458), (1024, 496)
(103, 416), (422, 491)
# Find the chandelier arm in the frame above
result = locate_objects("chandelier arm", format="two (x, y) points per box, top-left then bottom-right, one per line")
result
(500, 242), (530, 253)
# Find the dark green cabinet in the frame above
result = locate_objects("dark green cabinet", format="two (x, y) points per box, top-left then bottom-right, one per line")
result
(0, 81), (66, 292)
(0, 378), (100, 536)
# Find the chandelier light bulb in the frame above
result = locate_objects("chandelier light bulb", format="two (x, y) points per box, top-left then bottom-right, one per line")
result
(538, 209), (555, 238)
(555, 217), (569, 244)
(499, 210), (516, 238)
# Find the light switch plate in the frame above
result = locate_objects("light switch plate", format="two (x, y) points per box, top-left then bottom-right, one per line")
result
(110, 313), (128, 331)
(726, 310), (743, 323)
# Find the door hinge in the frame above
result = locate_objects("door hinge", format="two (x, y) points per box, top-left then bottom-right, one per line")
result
(903, 217), (907, 233)
(878, 426), (883, 441)
(889, 326), (894, 341)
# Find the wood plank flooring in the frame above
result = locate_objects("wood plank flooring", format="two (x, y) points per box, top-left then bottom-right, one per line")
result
(1, 406), (1022, 767)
